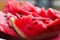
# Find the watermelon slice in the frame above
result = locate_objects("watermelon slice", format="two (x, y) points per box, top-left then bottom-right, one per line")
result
(10, 15), (59, 40)
(3, 0), (20, 14)
(47, 8), (59, 20)
(0, 12), (18, 37)
(10, 15), (46, 39)
(1, 0), (60, 40)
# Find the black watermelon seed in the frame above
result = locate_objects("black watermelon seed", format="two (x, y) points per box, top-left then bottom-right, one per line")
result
(33, 22), (37, 25)
(32, 18), (36, 20)
(4, 15), (7, 17)
(48, 26), (55, 30)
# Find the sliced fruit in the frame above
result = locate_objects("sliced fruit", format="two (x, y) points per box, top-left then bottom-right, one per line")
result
(3, 0), (20, 13)
(47, 19), (60, 32)
(0, 12), (17, 37)
(39, 7), (47, 17)
(10, 15), (47, 39)
(10, 18), (28, 39)
(20, 2), (36, 12)
(10, 17), (59, 40)
(47, 8), (59, 20)
(1, 0), (60, 40)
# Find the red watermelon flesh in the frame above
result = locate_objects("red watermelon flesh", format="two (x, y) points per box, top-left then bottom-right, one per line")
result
(10, 15), (47, 39)
(54, 10), (60, 18)
(46, 19), (60, 32)
(47, 8), (59, 20)
(20, 2), (33, 11)
(9, 14), (59, 39)
(1, 0), (60, 39)
(3, 0), (20, 14)
(10, 15), (60, 40)
(20, 2), (37, 12)
(39, 7), (48, 17)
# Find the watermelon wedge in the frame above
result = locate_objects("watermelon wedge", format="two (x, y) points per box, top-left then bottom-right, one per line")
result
(1, 0), (60, 40)
(0, 12), (18, 37)
(10, 16), (59, 40)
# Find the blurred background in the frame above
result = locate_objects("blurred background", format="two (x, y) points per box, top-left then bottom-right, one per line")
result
(0, 0), (60, 10)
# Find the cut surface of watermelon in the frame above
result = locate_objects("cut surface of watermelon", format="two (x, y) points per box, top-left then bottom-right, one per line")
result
(10, 16), (59, 40)
(0, 12), (17, 37)
(1, 0), (60, 40)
